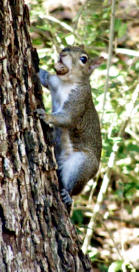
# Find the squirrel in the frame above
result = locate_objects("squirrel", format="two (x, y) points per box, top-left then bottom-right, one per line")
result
(36, 46), (102, 207)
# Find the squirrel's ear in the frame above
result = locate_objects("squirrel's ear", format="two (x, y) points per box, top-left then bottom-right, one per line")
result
(80, 44), (85, 50)
(88, 56), (104, 74)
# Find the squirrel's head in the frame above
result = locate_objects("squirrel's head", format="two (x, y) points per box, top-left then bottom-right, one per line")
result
(54, 46), (103, 82)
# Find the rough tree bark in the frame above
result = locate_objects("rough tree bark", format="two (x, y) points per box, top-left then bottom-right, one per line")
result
(0, 1), (93, 271)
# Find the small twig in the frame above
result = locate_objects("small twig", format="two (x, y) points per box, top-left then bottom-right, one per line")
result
(101, 0), (116, 125)
(0, 56), (6, 61)
(115, 48), (139, 57)
(106, 216), (139, 228)
(88, 180), (97, 205)
(43, 15), (73, 33)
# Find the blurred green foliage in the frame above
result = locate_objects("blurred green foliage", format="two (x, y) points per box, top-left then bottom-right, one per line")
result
(29, 0), (139, 270)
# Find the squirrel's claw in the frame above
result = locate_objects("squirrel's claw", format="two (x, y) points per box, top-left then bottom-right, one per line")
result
(35, 108), (49, 124)
(61, 188), (73, 205)
(35, 108), (46, 117)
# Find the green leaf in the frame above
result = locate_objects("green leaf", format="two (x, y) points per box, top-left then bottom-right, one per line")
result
(135, 61), (139, 71)
(114, 18), (122, 32)
(126, 144), (139, 152)
(118, 23), (127, 38)
(108, 260), (123, 272)
(71, 209), (84, 225)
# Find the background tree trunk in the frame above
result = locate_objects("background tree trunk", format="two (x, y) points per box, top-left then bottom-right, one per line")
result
(0, 1), (92, 271)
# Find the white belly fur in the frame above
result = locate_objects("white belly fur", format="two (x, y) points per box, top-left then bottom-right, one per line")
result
(53, 82), (76, 112)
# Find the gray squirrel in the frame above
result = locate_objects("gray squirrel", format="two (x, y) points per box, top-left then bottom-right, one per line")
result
(36, 46), (102, 207)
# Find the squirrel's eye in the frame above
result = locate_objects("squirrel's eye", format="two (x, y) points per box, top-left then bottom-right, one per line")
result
(80, 55), (88, 64)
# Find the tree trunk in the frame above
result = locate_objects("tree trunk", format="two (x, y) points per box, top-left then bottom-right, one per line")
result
(0, 1), (92, 271)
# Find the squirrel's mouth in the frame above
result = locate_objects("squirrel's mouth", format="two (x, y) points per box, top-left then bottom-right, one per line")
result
(54, 57), (69, 75)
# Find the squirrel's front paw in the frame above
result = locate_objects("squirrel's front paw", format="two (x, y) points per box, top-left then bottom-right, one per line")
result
(35, 108), (46, 117)
(35, 108), (50, 123)
(61, 189), (73, 214)
(61, 188), (72, 205)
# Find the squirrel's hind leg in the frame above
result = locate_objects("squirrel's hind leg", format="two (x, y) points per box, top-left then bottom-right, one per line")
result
(58, 151), (98, 207)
